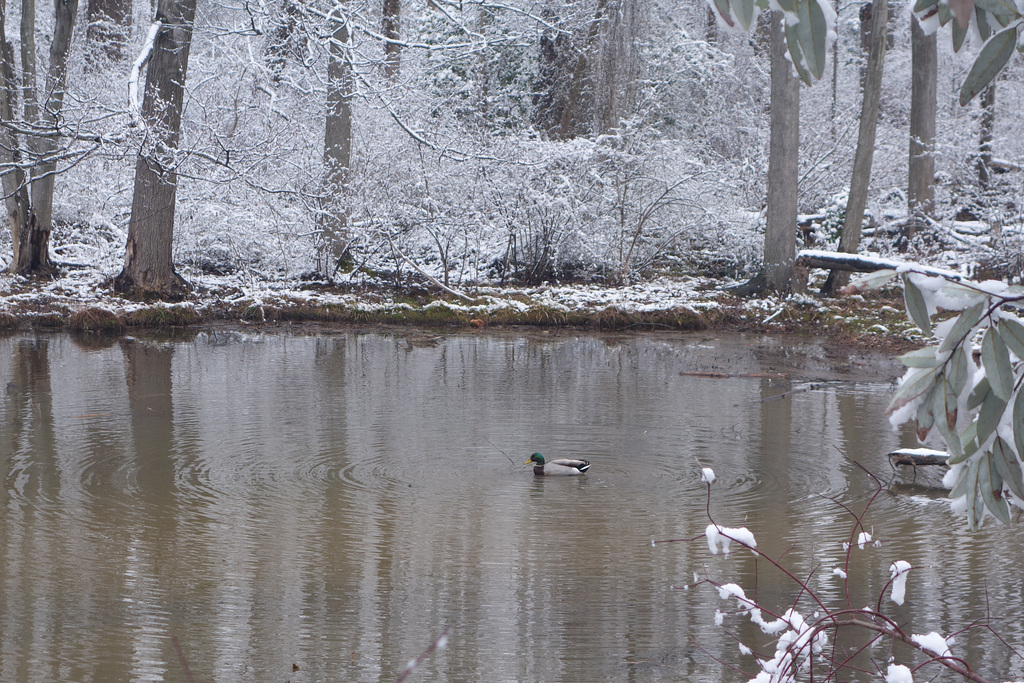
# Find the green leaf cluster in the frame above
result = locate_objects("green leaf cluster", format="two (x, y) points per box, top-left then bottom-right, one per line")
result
(886, 274), (1024, 530)
(913, 0), (1023, 104)
(708, 0), (833, 84)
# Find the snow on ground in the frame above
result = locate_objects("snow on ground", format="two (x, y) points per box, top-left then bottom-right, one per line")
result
(0, 268), (725, 318)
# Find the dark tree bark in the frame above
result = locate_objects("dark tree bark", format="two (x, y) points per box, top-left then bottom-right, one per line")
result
(705, 6), (717, 43)
(382, 0), (400, 79)
(114, 0), (197, 297)
(823, 0), (887, 296)
(859, 2), (873, 52)
(87, 0), (131, 61)
(534, 0), (634, 140)
(533, 14), (570, 137)
(556, 0), (606, 139)
(764, 10), (800, 293)
(978, 82), (995, 190)
(905, 17), (936, 244)
(264, 0), (306, 82)
(592, 0), (637, 135)
(858, 0), (894, 89)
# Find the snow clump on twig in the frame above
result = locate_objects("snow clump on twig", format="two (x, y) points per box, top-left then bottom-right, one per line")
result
(911, 631), (953, 659)
(706, 524), (757, 555)
(889, 561), (912, 605)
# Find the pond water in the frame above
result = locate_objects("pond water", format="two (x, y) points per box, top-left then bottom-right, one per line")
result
(1, 329), (1022, 682)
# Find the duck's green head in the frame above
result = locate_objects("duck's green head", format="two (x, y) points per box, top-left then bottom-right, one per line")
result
(525, 452), (545, 465)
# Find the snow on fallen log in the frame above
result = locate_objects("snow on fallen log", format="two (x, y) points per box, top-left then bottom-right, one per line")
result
(795, 249), (964, 280)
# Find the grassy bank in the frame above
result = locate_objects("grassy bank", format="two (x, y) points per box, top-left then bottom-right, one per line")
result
(0, 269), (925, 353)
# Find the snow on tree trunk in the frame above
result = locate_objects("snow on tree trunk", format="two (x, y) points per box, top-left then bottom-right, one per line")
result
(824, 0), (886, 296)
(764, 10), (800, 293)
(906, 18), (936, 244)
(114, 0), (197, 298)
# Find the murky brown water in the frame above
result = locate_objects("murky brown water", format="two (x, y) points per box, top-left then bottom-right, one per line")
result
(1, 329), (1022, 682)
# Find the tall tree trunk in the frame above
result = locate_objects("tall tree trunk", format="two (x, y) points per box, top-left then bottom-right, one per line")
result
(905, 17), (936, 245)
(13, 0), (47, 275)
(0, 0), (29, 270)
(320, 8), (353, 277)
(823, 0), (887, 296)
(8, 0), (77, 276)
(87, 0), (131, 61)
(382, 0), (400, 80)
(20, 0), (78, 273)
(114, 0), (197, 297)
(764, 10), (800, 293)
(20, 0), (37, 124)
(977, 82), (995, 190)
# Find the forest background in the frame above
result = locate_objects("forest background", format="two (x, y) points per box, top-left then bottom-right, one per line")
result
(0, 0), (1021, 308)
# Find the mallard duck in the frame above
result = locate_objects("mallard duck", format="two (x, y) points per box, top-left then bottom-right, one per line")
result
(525, 452), (590, 475)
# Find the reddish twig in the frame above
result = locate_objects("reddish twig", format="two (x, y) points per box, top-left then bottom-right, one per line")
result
(395, 626), (451, 683)
(652, 463), (1013, 683)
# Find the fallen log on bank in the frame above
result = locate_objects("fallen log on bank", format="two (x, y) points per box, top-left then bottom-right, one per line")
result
(793, 249), (965, 294)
